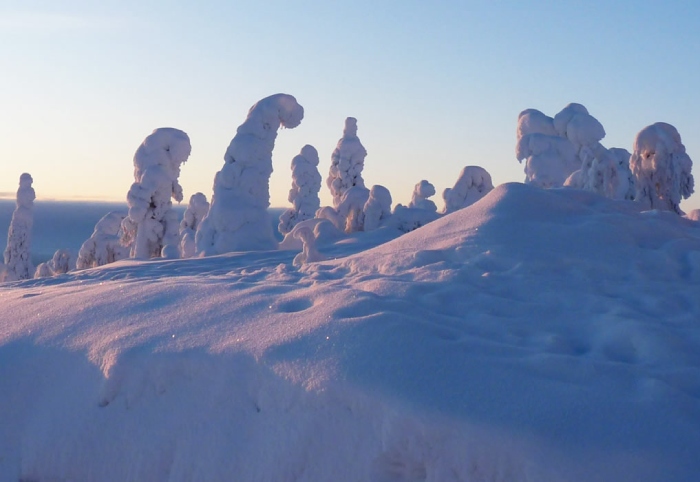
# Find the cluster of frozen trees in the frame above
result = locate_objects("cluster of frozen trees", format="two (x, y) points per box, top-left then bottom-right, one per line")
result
(3, 94), (695, 282)
(516, 103), (694, 213)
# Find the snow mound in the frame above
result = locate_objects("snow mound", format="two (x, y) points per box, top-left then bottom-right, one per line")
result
(2, 182), (700, 481)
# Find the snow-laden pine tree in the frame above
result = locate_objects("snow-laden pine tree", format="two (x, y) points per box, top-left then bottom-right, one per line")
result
(196, 94), (304, 255)
(34, 249), (76, 278)
(442, 166), (494, 213)
(3, 173), (35, 281)
(180, 193), (209, 258)
(630, 122), (694, 214)
(363, 185), (392, 232)
(327, 117), (367, 208)
(278, 145), (321, 236)
(121, 128), (191, 259)
(77, 211), (129, 269)
(408, 180), (438, 212)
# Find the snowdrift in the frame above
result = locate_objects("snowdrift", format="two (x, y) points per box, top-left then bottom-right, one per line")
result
(2, 183), (700, 481)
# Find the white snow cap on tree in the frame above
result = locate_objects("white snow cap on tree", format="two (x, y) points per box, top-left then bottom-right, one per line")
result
(516, 109), (580, 188)
(121, 128), (191, 259)
(77, 211), (129, 270)
(630, 122), (694, 214)
(408, 180), (437, 212)
(196, 94), (304, 255)
(35, 249), (76, 278)
(553, 103), (606, 148)
(327, 117), (367, 208)
(278, 145), (321, 236)
(363, 185), (392, 232)
(317, 186), (370, 234)
(442, 166), (494, 213)
(180, 193), (209, 258)
(3, 173), (35, 281)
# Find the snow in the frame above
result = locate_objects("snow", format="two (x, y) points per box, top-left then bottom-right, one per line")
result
(196, 94), (304, 255)
(2, 173), (35, 281)
(278, 145), (322, 236)
(630, 122), (695, 214)
(362, 185), (392, 232)
(408, 180), (438, 212)
(2, 182), (700, 481)
(442, 166), (494, 213)
(121, 128), (192, 259)
(327, 117), (367, 208)
(76, 211), (129, 269)
(179, 193), (209, 258)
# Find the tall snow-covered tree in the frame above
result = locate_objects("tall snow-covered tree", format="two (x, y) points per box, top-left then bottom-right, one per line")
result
(77, 211), (129, 269)
(278, 145), (321, 236)
(327, 117), (367, 208)
(443, 166), (494, 213)
(180, 193), (209, 258)
(3, 173), (35, 281)
(121, 128), (191, 259)
(630, 122), (694, 214)
(196, 94), (304, 255)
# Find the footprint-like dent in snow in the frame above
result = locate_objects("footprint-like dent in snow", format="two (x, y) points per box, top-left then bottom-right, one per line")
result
(275, 298), (314, 313)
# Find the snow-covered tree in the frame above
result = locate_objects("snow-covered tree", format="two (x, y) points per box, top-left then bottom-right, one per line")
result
(317, 186), (370, 234)
(630, 122), (694, 214)
(408, 180), (437, 212)
(327, 117), (367, 208)
(179, 193), (209, 258)
(76, 211), (129, 270)
(196, 94), (304, 255)
(516, 108), (580, 188)
(442, 166), (494, 213)
(363, 185), (392, 232)
(34, 249), (76, 278)
(3, 173), (35, 281)
(278, 145), (321, 236)
(121, 128), (191, 259)
(292, 226), (326, 267)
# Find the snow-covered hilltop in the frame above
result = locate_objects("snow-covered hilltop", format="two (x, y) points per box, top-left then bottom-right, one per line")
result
(1, 183), (699, 481)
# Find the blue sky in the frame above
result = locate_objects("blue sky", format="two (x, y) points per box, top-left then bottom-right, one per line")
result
(1, 0), (699, 210)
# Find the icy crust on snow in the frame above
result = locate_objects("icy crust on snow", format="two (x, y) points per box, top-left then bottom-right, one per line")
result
(196, 94), (304, 254)
(2, 183), (700, 481)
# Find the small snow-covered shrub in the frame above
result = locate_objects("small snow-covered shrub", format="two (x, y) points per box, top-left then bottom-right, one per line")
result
(77, 211), (129, 270)
(279, 145), (321, 236)
(180, 193), (209, 258)
(442, 166), (493, 213)
(363, 185), (392, 232)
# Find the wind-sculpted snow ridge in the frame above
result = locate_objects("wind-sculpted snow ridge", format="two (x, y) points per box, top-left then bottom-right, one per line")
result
(196, 94), (304, 255)
(121, 128), (191, 259)
(2, 183), (700, 481)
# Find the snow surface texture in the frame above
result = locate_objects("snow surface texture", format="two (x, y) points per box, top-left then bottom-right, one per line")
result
(76, 211), (129, 270)
(278, 145), (321, 236)
(196, 94), (304, 255)
(630, 122), (695, 214)
(442, 166), (494, 213)
(179, 193), (209, 258)
(3, 183), (700, 481)
(2, 173), (35, 281)
(121, 128), (191, 259)
(327, 117), (367, 208)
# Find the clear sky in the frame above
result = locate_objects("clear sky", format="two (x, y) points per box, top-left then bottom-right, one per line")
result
(1, 0), (699, 211)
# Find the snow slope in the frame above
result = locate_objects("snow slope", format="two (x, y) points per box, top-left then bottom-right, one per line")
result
(1, 183), (700, 481)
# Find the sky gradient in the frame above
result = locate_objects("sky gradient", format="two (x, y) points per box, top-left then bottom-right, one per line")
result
(2, 0), (699, 211)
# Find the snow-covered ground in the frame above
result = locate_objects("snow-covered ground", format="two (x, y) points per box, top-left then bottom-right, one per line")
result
(1, 183), (700, 481)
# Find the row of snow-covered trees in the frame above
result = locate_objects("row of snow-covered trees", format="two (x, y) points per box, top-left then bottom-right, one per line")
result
(1, 96), (695, 281)
(516, 103), (694, 214)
